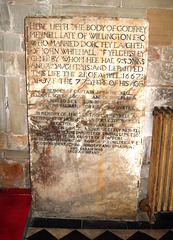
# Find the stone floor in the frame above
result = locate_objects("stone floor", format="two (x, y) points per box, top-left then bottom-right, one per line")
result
(25, 213), (173, 240)
(26, 228), (173, 240)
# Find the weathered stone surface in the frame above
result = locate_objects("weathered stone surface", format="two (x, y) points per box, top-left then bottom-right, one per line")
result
(142, 137), (152, 165)
(8, 0), (36, 4)
(23, 159), (31, 188)
(17, 52), (25, 75)
(145, 87), (173, 112)
(138, 177), (148, 198)
(9, 5), (51, 32)
(7, 134), (28, 150)
(0, 53), (4, 76)
(147, 61), (173, 85)
(26, 17), (149, 220)
(0, 0), (10, 32)
(3, 33), (21, 52)
(7, 77), (20, 105)
(161, 47), (173, 62)
(0, 159), (24, 188)
(8, 104), (27, 135)
(5, 150), (29, 159)
(141, 165), (149, 178)
(122, 0), (173, 8)
(148, 46), (160, 60)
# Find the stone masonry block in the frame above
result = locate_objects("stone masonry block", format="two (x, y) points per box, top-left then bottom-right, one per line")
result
(148, 46), (161, 60)
(147, 61), (173, 85)
(7, 134), (28, 151)
(3, 33), (21, 52)
(52, 5), (115, 17)
(0, 132), (6, 149)
(0, 34), (4, 51)
(52, 5), (146, 18)
(0, 76), (6, 131)
(0, 159), (24, 188)
(144, 111), (153, 136)
(10, 5), (51, 32)
(0, 0), (10, 32)
(8, 104), (28, 135)
(122, 0), (173, 8)
(0, 53), (4, 76)
(20, 76), (27, 104)
(0, 149), (5, 159)
(141, 165), (149, 178)
(8, 0), (36, 4)
(147, 9), (173, 46)
(161, 47), (173, 62)
(145, 86), (173, 112)
(23, 159), (31, 188)
(17, 52), (25, 76)
(3, 53), (16, 76)
(7, 77), (20, 105)
(57, 0), (121, 7)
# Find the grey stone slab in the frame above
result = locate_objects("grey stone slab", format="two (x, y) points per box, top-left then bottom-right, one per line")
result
(161, 47), (173, 62)
(113, 7), (146, 18)
(52, 5), (116, 16)
(9, 5), (51, 32)
(0, 149), (5, 159)
(5, 150), (29, 159)
(20, 76), (27, 104)
(143, 111), (153, 136)
(17, 52), (25, 76)
(0, 0), (10, 32)
(7, 77), (20, 105)
(122, 0), (173, 8)
(7, 0), (36, 4)
(145, 86), (173, 112)
(3, 33), (21, 52)
(147, 61), (173, 85)
(141, 165), (149, 178)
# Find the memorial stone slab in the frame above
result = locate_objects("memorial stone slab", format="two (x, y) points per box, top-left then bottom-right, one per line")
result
(25, 17), (149, 220)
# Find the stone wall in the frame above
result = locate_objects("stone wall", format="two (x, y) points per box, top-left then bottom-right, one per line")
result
(0, 0), (173, 207)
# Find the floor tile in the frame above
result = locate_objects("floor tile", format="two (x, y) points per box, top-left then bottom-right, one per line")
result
(159, 230), (173, 240)
(93, 230), (123, 240)
(127, 231), (156, 240)
(26, 229), (58, 240)
(59, 230), (91, 240)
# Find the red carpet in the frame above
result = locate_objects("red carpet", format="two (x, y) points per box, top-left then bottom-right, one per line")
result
(0, 188), (32, 240)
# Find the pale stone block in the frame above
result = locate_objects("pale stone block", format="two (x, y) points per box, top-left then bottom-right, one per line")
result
(0, 53), (4, 76)
(5, 150), (29, 159)
(142, 136), (152, 165)
(52, 5), (115, 16)
(161, 47), (173, 62)
(3, 53), (16, 76)
(7, 77), (20, 105)
(0, 34), (4, 51)
(122, 0), (173, 8)
(8, 104), (28, 135)
(17, 52), (25, 76)
(9, 5), (51, 32)
(0, 0), (10, 31)
(141, 165), (149, 178)
(0, 76), (6, 131)
(147, 61), (173, 85)
(145, 87), (173, 112)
